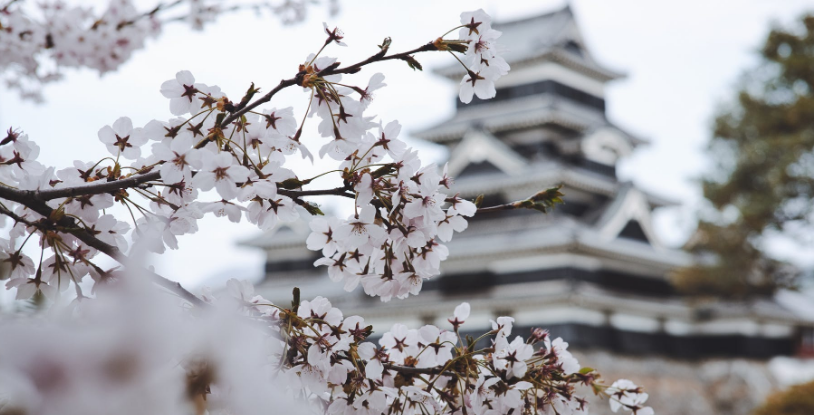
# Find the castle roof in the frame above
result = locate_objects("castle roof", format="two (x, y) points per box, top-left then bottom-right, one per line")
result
(434, 6), (625, 82)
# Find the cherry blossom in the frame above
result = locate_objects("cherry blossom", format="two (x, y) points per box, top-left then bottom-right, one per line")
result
(0, 249), (35, 280)
(358, 73), (386, 108)
(323, 22), (347, 46)
(202, 200), (245, 223)
(356, 342), (384, 380)
(98, 116), (148, 159)
(547, 337), (581, 375)
(448, 301), (470, 329)
(493, 336), (534, 378)
(152, 134), (201, 183)
(191, 151), (251, 200)
(335, 206), (386, 249)
(161, 70), (205, 116)
(90, 214), (131, 251)
(307, 217), (342, 256)
(608, 380), (654, 415)
(456, 9), (509, 104)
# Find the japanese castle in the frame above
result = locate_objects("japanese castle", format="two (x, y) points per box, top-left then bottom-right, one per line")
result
(245, 6), (814, 413)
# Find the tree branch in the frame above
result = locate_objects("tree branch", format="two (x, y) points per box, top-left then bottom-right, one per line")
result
(476, 202), (521, 214)
(220, 78), (299, 129)
(36, 170), (161, 201)
(0, 183), (352, 306)
(0, 189), (207, 308)
(0, 203), (39, 229)
(319, 42), (438, 76)
(0, 40), (446, 204)
(383, 363), (457, 378)
(220, 41), (440, 128)
(477, 187), (565, 214)
(278, 186), (354, 199)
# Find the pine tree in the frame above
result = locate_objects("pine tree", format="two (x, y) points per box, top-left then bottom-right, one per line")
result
(676, 15), (814, 297)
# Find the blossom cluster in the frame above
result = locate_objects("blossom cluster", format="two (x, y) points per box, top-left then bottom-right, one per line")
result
(306, 116), (477, 300)
(0, 275), (653, 415)
(456, 10), (509, 104)
(0, 10), (502, 302)
(0, 0), (326, 101)
(221, 280), (649, 415)
(0, 9), (654, 415)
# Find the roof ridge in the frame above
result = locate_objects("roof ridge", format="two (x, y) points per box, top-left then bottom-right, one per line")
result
(492, 4), (572, 29)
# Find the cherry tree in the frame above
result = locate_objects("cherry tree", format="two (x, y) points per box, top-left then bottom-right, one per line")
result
(0, 9), (654, 415)
(0, 0), (335, 101)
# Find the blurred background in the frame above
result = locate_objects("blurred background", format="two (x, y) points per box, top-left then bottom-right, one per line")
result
(2, 1), (814, 414)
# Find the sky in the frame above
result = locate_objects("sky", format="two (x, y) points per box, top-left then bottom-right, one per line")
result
(1, 0), (813, 289)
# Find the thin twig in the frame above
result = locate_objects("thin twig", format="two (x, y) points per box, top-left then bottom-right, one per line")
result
(320, 42), (437, 76)
(476, 202), (520, 213)
(383, 363), (457, 378)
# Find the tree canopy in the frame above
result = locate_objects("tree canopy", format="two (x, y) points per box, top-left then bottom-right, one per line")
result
(676, 15), (814, 297)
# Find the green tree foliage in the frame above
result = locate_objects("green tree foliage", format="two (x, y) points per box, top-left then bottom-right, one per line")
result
(753, 380), (814, 415)
(675, 15), (814, 297)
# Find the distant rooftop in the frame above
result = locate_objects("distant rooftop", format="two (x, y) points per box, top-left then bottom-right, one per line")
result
(435, 5), (624, 81)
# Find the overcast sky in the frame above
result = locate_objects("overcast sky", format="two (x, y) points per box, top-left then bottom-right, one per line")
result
(1, 0), (812, 288)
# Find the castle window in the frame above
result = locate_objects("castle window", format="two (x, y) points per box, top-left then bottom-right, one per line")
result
(564, 40), (583, 56)
(800, 327), (814, 357)
(618, 220), (650, 244)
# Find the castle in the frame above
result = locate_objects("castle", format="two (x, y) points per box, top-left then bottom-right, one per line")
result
(244, 6), (814, 414)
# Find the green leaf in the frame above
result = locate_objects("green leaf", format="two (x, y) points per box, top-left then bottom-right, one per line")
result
(280, 177), (304, 190)
(445, 42), (468, 53)
(371, 164), (395, 179)
(238, 82), (260, 107)
(528, 186), (565, 213)
(404, 55), (423, 71)
(301, 201), (324, 216)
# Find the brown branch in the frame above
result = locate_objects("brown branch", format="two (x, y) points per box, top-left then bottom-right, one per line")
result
(0, 172), (355, 206)
(115, 0), (184, 29)
(0, 203), (40, 229)
(220, 41), (440, 128)
(35, 171), (161, 201)
(383, 363), (457, 378)
(0, 189), (207, 308)
(319, 42), (438, 76)
(337, 356), (457, 378)
(278, 186), (353, 199)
